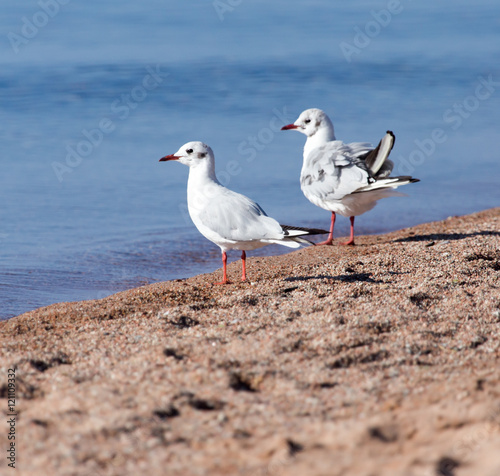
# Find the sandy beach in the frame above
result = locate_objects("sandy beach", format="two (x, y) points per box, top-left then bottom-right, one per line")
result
(1, 208), (499, 476)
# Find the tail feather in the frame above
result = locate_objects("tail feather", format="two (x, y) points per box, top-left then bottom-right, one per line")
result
(362, 131), (395, 176)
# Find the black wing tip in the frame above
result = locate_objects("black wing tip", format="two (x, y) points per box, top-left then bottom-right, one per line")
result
(391, 176), (420, 183)
(280, 224), (330, 235)
(305, 228), (330, 235)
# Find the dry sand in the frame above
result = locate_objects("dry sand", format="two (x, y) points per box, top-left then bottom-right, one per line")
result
(1, 208), (500, 476)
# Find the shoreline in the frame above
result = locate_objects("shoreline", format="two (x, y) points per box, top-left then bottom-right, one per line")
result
(1, 207), (499, 475)
(0, 209), (488, 322)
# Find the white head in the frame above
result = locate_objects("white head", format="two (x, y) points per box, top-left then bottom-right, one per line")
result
(281, 108), (335, 139)
(159, 141), (215, 169)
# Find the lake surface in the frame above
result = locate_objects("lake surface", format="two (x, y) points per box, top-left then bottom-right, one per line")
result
(1, 0), (499, 319)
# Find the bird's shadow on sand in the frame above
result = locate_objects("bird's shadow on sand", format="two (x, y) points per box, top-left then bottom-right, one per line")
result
(285, 273), (381, 283)
(393, 230), (500, 243)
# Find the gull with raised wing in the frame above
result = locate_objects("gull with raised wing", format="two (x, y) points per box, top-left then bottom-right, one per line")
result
(281, 108), (419, 245)
(159, 141), (327, 284)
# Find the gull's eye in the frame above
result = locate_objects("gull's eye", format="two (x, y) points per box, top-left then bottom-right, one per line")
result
(304, 118), (311, 124)
(186, 148), (193, 154)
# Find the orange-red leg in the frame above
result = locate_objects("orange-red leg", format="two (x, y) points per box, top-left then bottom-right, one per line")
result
(215, 251), (229, 284)
(316, 212), (336, 246)
(241, 251), (247, 281)
(340, 216), (356, 246)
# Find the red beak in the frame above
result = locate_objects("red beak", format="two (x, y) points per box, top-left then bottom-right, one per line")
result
(281, 124), (298, 130)
(159, 154), (180, 162)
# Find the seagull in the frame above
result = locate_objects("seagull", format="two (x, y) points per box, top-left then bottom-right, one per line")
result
(281, 108), (419, 246)
(159, 141), (327, 284)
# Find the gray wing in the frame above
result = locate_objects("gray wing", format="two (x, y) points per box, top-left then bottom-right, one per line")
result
(197, 187), (284, 242)
(301, 141), (373, 201)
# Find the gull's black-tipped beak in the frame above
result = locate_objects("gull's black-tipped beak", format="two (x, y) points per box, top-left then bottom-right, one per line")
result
(281, 124), (299, 131)
(159, 154), (180, 162)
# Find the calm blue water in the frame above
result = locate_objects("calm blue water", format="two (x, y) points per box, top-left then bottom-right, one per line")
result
(1, 1), (499, 319)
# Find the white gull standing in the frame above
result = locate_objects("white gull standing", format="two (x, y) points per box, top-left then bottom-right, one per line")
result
(281, 108), (419, 246)
(159, 141), (327, 284)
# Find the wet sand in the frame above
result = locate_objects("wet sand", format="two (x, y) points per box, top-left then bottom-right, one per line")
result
(1, 208), (499, 476)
